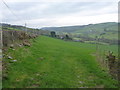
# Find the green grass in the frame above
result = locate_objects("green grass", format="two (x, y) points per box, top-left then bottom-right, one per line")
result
(3, 36), (118, 88)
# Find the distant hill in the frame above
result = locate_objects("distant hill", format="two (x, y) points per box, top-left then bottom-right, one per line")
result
(1, 22), (119, 44)
(41, 22), (118, 40)
(41, 22), (117, 33)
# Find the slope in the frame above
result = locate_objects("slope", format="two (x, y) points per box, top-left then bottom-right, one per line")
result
(41, 22), (117, 33)
(1, 23), (50, 35)
(3, 36), (118, 88)
(41, 22), (118, 40)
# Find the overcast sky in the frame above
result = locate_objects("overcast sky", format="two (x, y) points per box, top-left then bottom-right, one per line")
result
(0, 0), (119, 28)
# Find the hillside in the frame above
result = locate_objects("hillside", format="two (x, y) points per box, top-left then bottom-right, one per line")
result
(41, 22), (117, 33)
(3, 36), (118, 88)
(41, 22), (118, 41)
(0, 23), (50, 35)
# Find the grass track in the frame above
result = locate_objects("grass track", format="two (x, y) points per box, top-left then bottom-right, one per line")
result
(3, 36), (118, 88)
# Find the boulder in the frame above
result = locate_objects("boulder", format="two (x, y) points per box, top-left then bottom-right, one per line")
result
(12, 60), (17, 62)
(8, 56), (13, 59)
(10, 44), (14, 48)
(23, 41), (31, 47)
(18, 44), (23, 47)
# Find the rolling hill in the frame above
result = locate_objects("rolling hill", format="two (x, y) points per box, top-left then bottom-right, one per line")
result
(41, 22), (118, 41)
(41, 22), (117, 33)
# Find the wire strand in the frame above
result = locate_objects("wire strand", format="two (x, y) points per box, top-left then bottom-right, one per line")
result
(1, 0), (26, 25)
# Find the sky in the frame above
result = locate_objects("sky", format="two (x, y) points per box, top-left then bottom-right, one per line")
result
(0, 0), (119, 28)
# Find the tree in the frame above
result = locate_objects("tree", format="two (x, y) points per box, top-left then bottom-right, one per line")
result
(65, 34), (72, 40)
(50, 31), (56, 37)
(65, 34), (69, 39)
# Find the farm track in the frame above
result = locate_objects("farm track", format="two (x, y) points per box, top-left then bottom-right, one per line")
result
(2, 36), (118, 88)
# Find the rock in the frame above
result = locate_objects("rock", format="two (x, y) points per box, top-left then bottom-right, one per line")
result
(23, 41), (31, 47)
(2, 48), (7, 52)
(12, 60), (17, 62)
(8, 56), (13, 59)
(18, 44), (23, 47)
(10, 44), (14, 48)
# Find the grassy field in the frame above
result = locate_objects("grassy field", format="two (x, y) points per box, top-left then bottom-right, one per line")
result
(3, 36), (118, 88)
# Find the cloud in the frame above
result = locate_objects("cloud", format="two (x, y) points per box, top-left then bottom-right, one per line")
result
(56, 13), (117, 25)
(5, 0), (119, 3)
(1, 0), (118, 28)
